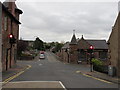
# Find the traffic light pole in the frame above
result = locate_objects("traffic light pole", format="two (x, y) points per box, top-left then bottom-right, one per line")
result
(9, 20), (13, 68)
(90, 53), (93, 72)
(89, 45), (94, 72)
(0, 4), (2, 87)
(9, 43), (12, 68)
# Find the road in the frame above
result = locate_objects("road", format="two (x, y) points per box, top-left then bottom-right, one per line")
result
(3, 51), (119, 89)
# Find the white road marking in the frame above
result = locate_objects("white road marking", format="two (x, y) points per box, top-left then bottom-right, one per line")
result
(59, 81), (67, 90)
(3, 81), (66, 88)
(6, 81), (67, 89)
(10, 81), (61, 83)
(39, 64), (42, 66)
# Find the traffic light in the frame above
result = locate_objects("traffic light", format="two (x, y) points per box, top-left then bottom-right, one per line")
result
(88, 45), (94, 53)
(89, 45), (94, 50)
(9, 34), (16, 44)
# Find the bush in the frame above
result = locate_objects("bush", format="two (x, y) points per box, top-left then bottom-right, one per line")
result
(91, 58), (108, 74)
(91, 58), (103, 66)
(18, 53), (35, 60)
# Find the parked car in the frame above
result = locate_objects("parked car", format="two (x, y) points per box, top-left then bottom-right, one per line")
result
(39, 54), (45, 59)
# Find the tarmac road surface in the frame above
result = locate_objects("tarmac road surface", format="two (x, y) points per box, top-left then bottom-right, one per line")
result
(2, 51), (119, 89)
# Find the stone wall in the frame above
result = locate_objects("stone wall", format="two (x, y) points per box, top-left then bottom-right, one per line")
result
(108, 12), (119, 77)
(69, 44), (78, 63)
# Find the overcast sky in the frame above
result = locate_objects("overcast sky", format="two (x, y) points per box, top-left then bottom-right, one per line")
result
(6, 0), (119, 42)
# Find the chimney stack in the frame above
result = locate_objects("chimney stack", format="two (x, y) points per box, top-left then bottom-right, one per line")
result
(4, 0), (16, 16)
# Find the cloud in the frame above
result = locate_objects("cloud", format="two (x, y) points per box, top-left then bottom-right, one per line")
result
(17, 2), (118, 42)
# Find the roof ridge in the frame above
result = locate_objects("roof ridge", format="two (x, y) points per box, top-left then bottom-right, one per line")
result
(86, 39), (106, 41)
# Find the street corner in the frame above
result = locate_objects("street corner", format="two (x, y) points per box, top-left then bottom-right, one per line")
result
(2, 65), (32, 85)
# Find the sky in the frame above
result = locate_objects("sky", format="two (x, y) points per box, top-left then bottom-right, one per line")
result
(2, 0), (119, 42)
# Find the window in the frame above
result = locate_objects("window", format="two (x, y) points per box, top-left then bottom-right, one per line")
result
(4, 16), (8, 31)
(79, 49), (86, 60)
(99, 51), (107, 60)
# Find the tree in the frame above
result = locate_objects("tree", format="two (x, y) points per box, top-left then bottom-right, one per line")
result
(33, 37), (44, 50)
(54, 43), (64, 53)
(44, 42), (51, 50)
(17, 40), (28, 56)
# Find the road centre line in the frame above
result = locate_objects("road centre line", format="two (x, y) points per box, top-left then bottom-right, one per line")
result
(3, 65), (31, 85)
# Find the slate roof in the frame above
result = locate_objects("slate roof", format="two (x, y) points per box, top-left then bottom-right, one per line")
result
(86, 40), (108, 49)
(70, 34), (77, 45)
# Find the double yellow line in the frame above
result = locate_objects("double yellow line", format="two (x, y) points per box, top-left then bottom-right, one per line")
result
(76, 70), (112, 84)
(3, 65), (31, 85)
(82, 74), (112, 84)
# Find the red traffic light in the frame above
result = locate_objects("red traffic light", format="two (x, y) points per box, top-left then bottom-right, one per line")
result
(9, 34), (13, 38)
(8, 34), (16, 44)
(90, 45), (94, 49)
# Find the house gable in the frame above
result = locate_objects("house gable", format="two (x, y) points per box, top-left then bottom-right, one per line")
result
(77, 38), (90, 49)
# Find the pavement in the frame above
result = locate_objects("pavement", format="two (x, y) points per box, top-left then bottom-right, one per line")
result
(2, 63), (28, 82)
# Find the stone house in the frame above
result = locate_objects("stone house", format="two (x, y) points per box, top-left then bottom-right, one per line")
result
(60, 34), (78, 63)
(108, 12), (120, 77)
(61, 42), (70, 63)
(77, 36), (109, 64)
(69, 34), (78, 63)
(60, 34), (109, 64)
(0, 0), (22, 71)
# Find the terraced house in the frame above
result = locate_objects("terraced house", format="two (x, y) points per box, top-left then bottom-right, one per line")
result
(0, 0), (22, 71)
